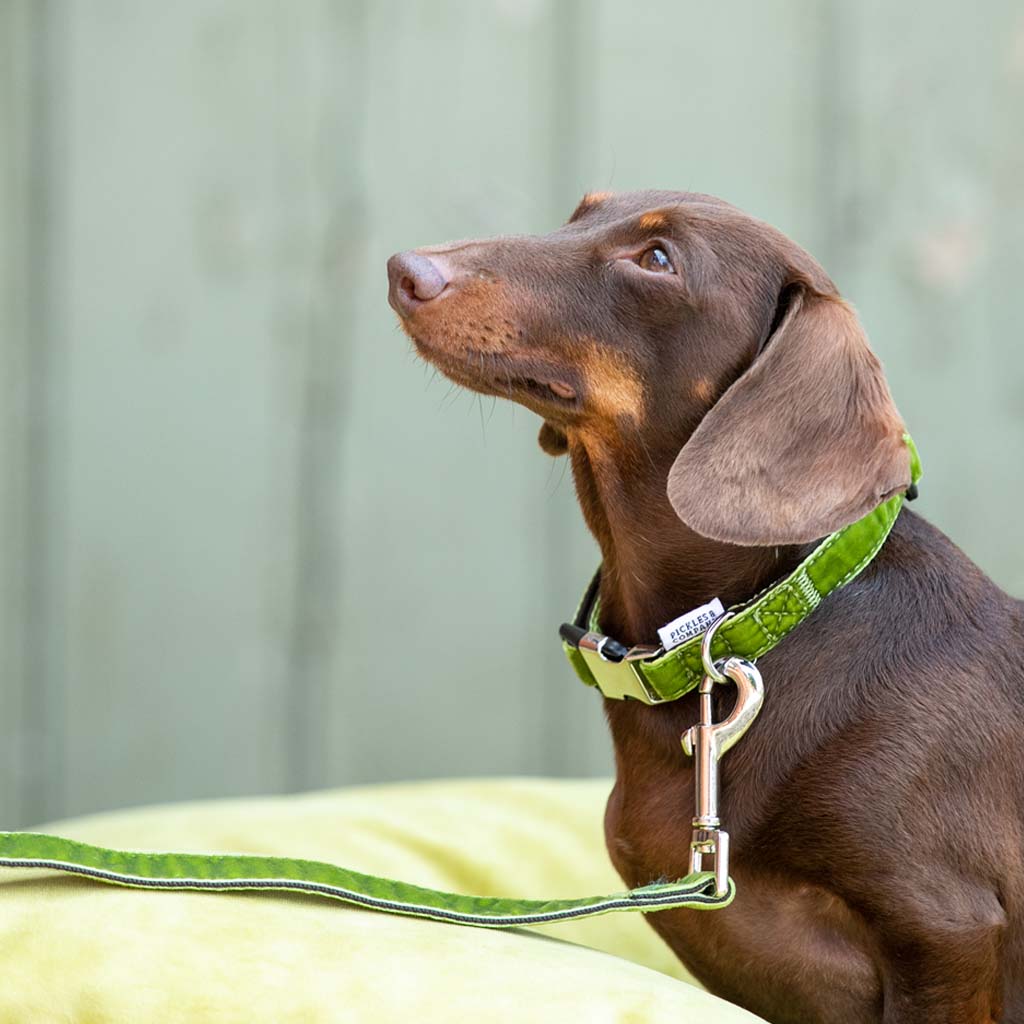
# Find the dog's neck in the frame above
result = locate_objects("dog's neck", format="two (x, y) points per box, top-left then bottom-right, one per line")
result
(568, 434), (800, 647)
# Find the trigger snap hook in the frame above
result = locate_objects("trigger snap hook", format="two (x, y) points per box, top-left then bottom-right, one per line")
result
(700, 611), (734, 683)
(682, 613), (765, 898)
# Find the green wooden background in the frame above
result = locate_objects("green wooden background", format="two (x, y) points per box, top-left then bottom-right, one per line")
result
(1, 1), (1022, 828)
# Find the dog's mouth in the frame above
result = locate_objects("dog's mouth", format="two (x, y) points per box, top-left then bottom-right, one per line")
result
(409, 332), (580, 413)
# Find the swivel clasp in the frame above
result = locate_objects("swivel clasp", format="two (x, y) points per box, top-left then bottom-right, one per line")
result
(681, 615), (765, 897)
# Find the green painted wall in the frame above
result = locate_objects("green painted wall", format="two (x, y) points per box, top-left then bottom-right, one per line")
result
(2, 0), (1022, 827)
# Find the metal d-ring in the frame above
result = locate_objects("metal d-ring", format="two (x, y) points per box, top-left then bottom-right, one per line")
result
(700, 610), (735, 683)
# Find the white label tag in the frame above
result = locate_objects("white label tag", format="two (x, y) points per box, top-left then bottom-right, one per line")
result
(657, 598), (726, 652)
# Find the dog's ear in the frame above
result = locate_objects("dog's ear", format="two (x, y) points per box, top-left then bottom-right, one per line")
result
(538, 420), (568, 456)
(667, 285), (910, 545)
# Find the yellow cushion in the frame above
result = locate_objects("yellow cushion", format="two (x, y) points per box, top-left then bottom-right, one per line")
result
(1, 777), (764, 1022)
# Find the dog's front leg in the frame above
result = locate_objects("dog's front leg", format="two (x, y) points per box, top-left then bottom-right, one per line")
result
(878, 966), (1002, 1022)
(640, 872), (883, 1024)
(873, 885), (1005, 1024)
(880, 958), (1001, 1023)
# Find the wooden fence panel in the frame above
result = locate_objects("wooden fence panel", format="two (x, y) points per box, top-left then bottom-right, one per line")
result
(1, 0), (1020, 827)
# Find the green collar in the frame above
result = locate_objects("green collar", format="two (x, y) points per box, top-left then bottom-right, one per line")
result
(561, 435), (922, 705)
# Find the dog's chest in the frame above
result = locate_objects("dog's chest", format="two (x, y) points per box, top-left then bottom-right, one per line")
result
(604, 751), (882, 1022)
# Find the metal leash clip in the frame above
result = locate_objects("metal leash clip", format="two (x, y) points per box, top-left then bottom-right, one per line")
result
(681, 613), (765, 896)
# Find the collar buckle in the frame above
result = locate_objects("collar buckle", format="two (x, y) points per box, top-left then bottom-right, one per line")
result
(570, 629), (666, 703)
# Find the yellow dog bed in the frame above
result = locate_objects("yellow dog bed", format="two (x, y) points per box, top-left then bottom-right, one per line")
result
(1, 778), (764, 1022)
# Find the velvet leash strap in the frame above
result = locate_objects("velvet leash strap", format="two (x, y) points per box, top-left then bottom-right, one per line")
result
(0, 831), (733, 928)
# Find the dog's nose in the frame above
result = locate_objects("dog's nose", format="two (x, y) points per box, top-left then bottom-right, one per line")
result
(387, 251), (449, 317)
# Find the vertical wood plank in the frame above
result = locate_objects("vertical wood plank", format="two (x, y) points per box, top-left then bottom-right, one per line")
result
(284, 0), (371, 792)
(0, 0), (35, 824)
(0, 0), (72, 827)
(833, 0), (1024, 594)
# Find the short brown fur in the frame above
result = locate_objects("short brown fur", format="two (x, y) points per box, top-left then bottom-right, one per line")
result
(388, 191), (1024, 1023)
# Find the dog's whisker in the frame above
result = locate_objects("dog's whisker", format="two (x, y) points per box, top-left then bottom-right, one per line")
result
(553, 454), (570, 494)
(437, 382), (460, 411)
(475, 394), (487, 443)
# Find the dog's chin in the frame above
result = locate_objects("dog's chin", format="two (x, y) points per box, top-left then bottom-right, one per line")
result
(408, 331), (580, 418)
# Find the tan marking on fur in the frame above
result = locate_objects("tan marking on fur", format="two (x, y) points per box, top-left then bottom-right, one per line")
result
(582, 191), (613, 206)
(567, 427), (615, 466)
(691, 377), (714, 403)
(639, 213), (667, 230)
(577, 344), (644, 426)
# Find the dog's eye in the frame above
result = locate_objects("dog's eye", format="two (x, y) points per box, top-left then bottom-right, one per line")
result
(637, 246), (674, 274)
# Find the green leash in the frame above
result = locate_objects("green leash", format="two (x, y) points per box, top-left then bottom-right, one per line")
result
(0, 831), (732, 927)
(0, 436), (920, 928)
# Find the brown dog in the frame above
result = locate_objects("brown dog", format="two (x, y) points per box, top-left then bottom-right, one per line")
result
(387, 191), (1024, 1023)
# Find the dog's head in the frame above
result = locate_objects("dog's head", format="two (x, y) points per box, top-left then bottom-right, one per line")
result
(388, 190), (910, 546)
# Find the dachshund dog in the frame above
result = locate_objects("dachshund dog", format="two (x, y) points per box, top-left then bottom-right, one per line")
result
(387, 190), (1024, 1023)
